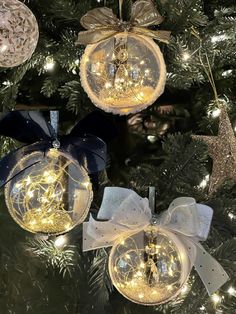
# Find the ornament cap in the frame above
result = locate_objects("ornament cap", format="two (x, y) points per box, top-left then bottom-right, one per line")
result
(52, 139), (61, 149)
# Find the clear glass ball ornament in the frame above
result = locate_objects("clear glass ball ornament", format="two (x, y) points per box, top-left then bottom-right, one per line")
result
(109, 226), (191, 305)
(80, 33), (166, 115)
(5, 149), (93, 235)
(0, 0), (39, 68)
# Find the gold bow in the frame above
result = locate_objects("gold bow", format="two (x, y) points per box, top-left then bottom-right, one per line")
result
(76, 0), (171, 45)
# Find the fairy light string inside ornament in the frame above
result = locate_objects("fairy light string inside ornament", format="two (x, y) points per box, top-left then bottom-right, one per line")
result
(108, 187), (190, 305)
(83, 187), (229, 306)
(3, 111), (94, 235)
(77, 0), (171, 115)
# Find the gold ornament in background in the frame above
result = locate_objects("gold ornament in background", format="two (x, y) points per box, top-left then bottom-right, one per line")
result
(0, 0), (39, 68)
(193, 106), (236, 194)
(80, 33), (166, 115)
(5, 149), (93, 235)
(109, 226), (190, 305)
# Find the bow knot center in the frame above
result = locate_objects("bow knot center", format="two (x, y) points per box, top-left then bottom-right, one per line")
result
(118, 21), (132, 32)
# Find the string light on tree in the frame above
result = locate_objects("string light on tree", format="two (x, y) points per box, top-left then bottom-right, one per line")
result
(147, 135), (157, 143)
(182, 52), (191, 61)
(5, 148), (93, 235)
(198, 174), (210, 189)
(211, 293), (221, 305)
(181, 284), (189, 295)
(222, 69), (233, 77)
(211, 34), (229, 43)
(71, 59), (80, 74)
(228, 212), (235, 220)
(44, 57), (56, 71)
(227, 286), (236, 296)
(208, 107), (221, 118)
(54, 235), (68, 248)
(2, 80), (12, 87)
(74, 59), (80, 66)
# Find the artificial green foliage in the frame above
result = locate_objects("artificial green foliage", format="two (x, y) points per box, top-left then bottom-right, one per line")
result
(28, 238), (76, 277)
(0, 0), (236, 313)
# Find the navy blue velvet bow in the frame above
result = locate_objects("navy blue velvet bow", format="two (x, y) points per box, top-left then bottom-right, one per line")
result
(0, 111), (111, 187)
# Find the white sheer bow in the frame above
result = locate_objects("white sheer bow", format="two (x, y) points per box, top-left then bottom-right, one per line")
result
(83, 187), (229, 295)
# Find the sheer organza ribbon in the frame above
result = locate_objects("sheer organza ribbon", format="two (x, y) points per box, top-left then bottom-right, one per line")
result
(0, 111), (108, 187)
(76, 0), (171, 45)
(83, 187), (229, 295)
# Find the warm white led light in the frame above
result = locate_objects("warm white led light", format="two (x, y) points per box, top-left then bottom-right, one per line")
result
(211, 293), (221, 304)
(228, 286), (236, 296)
(198, 174), (210, 188)
(208, 108), (221, 118)
(44, 58), (55, 71)
(54, 235), (68, 248)
(182, 52), (190, 61)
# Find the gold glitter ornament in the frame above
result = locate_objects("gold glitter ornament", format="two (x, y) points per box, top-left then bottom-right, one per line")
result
(109, 225), (191, 305)
(0, 0), (39, 68)
(5, 148), (93, 235)
(193, 106), (236, 194)
(80, 33), (166, 115)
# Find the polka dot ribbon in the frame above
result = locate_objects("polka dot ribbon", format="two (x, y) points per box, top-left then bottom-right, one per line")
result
(83, 187), (229, 295)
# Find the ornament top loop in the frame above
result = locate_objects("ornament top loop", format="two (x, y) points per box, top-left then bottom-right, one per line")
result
(50, 111), (61, 149)
(50, 111), (59, 137)
(148, 186), (159, 225)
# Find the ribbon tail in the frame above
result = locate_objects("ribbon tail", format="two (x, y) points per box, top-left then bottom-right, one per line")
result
(83, 216), (129, 252)
(194, 243), (229, 295)
(76, 28), (119, 45)
(182, 237), (229, 295)
(132, 27), (171, 43)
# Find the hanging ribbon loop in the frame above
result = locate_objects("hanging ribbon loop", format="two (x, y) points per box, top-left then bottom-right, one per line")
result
(76, 0), (171, 45)
(83, 187), (229, 295)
